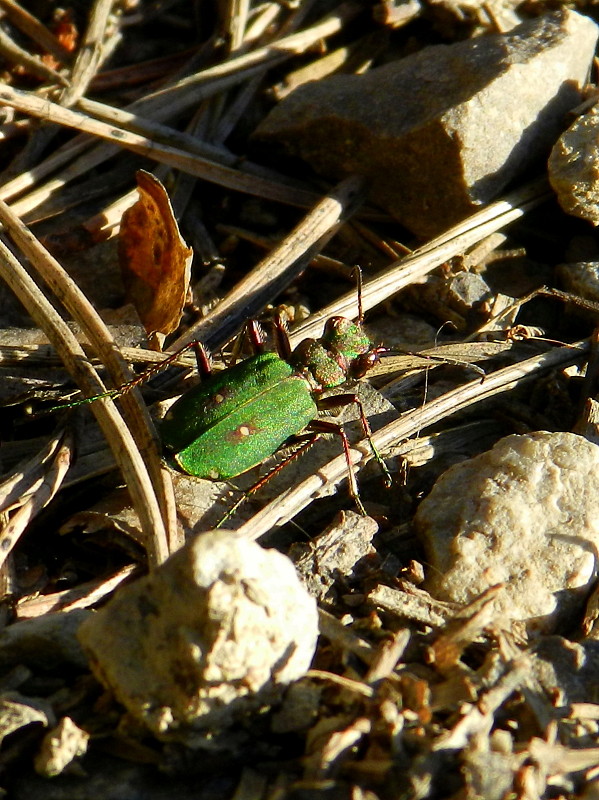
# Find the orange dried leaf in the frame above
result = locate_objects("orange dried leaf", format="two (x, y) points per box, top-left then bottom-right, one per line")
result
(52, 8), (78, 53)
(42, 9), (78, 69)
(118, 171), (192, 336)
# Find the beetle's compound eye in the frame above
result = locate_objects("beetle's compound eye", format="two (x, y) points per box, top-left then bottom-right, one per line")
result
(350, 351), (380, 378)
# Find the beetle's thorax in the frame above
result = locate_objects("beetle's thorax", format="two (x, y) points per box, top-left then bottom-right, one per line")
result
(290, 316), (378, 391)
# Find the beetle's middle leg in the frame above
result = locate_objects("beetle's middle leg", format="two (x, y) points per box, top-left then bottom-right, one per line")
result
(306, 418), (367, 515)
(316, 394), (392, 488)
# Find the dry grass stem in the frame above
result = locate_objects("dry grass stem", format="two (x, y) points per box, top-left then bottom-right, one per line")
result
(0, 430), (73, 570)
(238, 338), (589, 540)
(0, 234), (169, 565)
(290, 178), (552, 345)
(0, 198), (176, 560)
(0, 86), (319, 211)
(16, 564), (139, 620)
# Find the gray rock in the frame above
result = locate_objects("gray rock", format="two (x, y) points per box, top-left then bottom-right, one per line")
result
(0, 609), (90, 671)
(532, 636), (599, 705)
(290, 510), (379, 601)
(254, 10), (598, 237)
(549, 105), (599, 226)
(78, 531), (318, 739)
(414, 432), (599, 632)
(446, 273), (492, 315)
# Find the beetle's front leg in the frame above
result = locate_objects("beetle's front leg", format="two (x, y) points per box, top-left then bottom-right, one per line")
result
(236, 313), (293, 362)
(228, 319), (268, 365)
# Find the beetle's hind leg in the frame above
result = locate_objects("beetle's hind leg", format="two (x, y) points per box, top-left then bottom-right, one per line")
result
(44, 339), (214, 412)
(216, 411), (376, 526)
(216, 431), (321, 527)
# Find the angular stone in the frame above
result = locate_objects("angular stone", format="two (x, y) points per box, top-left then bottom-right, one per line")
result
(254, 10), (598, 237)
(414, 432), (599, 633)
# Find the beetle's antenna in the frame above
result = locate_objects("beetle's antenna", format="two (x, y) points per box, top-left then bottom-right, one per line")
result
(41, 341), (210, 415)
(353, 265), (364, 323)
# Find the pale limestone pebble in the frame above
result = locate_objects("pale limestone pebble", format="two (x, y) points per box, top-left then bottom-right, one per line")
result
(414, 432), (599, 632)
(34, 717), (89, 778)
(77, 531), (318, 739)
(253, 10), (598, 238)
(549, 106), (599, 225)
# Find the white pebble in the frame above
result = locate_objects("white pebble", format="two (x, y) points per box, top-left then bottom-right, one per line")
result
(78, 531), (318, 738)
(415, 432), (599, 632)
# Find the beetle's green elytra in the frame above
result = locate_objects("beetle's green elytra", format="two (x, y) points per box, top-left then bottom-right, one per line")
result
(161, 352), (317, 480)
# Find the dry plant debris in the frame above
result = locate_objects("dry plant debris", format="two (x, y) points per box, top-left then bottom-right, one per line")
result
(118, 169), (193, 337)
(0, 1), (597, 798)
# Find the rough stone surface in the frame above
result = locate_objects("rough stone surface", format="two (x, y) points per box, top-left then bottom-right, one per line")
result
(549, 105), (599, 225)
(254, 10), (598, 238)
(78, 531), (318, 738)
(414, 431), (599, 632)
(532, 636), (599, 704)
(558, 261), (599, 305)
(0, 609), (89, 670)
(290, 511), (378, 601)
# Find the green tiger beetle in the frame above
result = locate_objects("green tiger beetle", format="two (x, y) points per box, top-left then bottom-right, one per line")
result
(51, 278), (393, 517)
(161, 309), (392, 514)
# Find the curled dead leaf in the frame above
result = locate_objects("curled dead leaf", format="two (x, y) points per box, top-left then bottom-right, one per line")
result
(119, 170), (192, 336)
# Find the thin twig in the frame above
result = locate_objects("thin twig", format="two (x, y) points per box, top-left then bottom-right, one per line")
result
(0, 85), (319, 211)
(59, 0), (116, 106)
(169, 175), (366, 352)
(0, 430), (74, 570)
(0, 2), (356, 209)
(0, 0), (72, 64)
